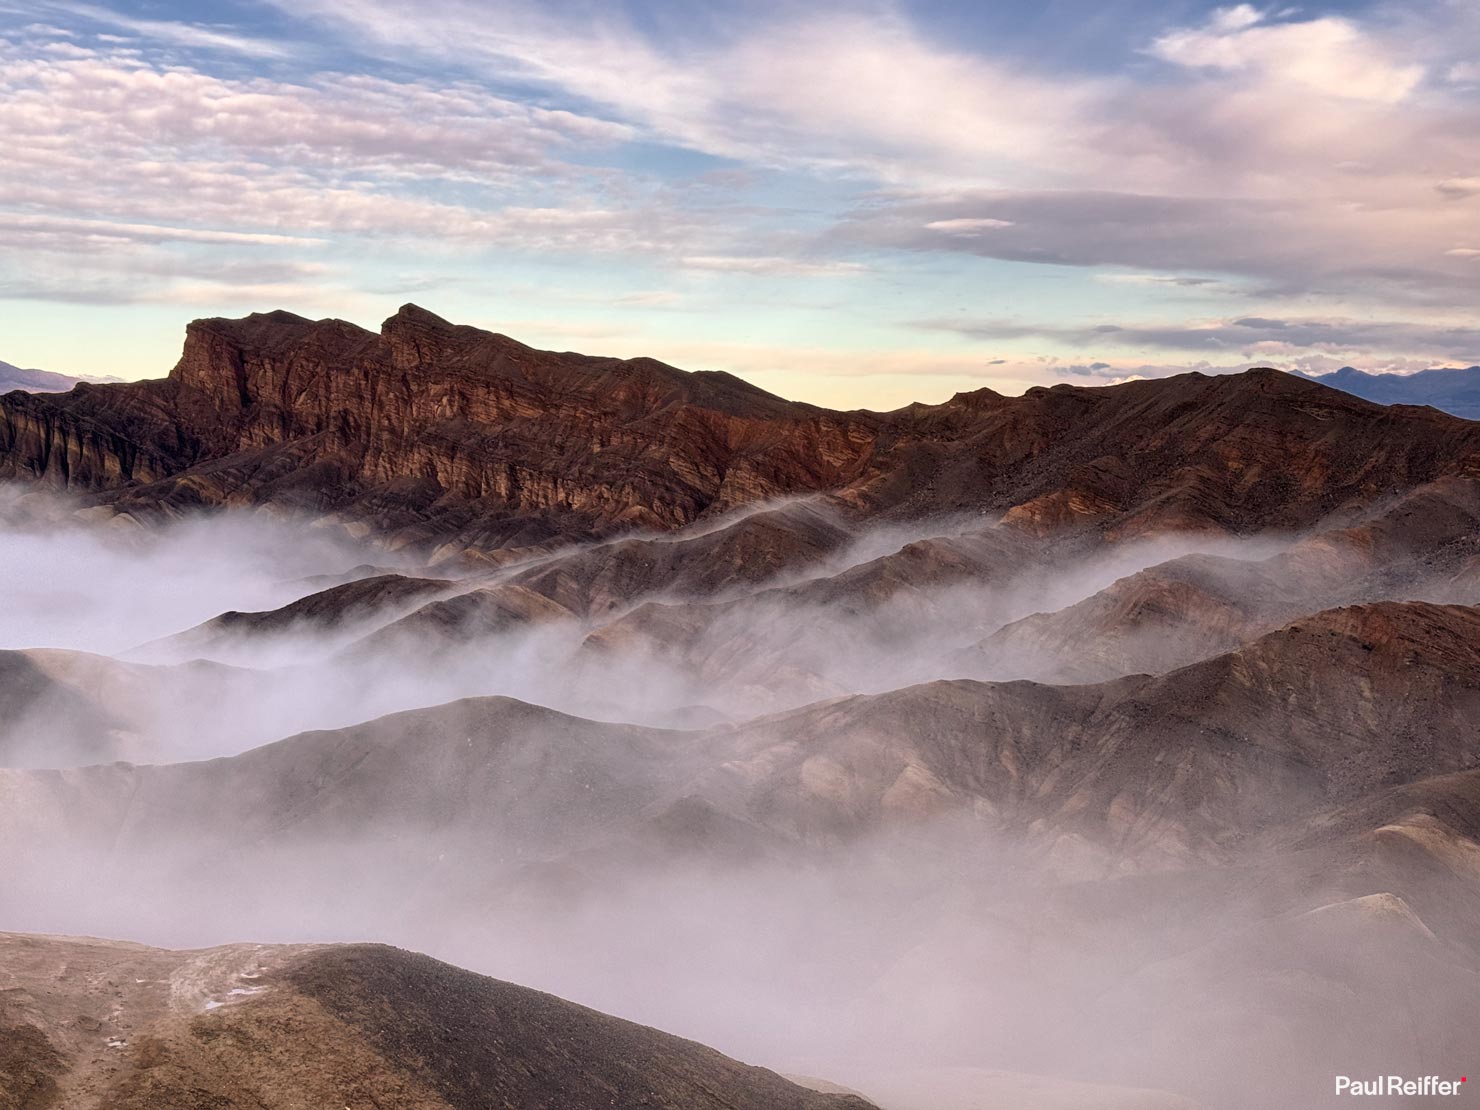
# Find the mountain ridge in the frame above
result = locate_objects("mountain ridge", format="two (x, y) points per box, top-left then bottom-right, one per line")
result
(1301, 364), (1480, 420)
(0, 359), (89, 395)
(5, 306), (1480, 557)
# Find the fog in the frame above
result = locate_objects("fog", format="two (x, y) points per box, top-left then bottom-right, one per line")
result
(1, 485), (1474, 1110)
(0, 489), (1302, 764)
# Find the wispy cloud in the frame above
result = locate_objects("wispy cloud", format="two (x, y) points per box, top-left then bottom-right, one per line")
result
(916, 314), (1480, 364)
(31, 1), (294, 57)
(255, 0), (1480, 304)
(832, 188), (1480, 305)
(1149, 4), (1424, 103)
(0, 213), (326, 248)
(679, 255), (868, 276)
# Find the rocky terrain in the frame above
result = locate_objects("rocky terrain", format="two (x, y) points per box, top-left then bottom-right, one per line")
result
(0, 933), (870, 1110)
(3, 308), (1480, 1109)
(4, 306), (1478, 554)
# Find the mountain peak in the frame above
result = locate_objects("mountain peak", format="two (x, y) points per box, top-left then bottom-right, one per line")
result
(380, 303), (509, 370)
(383, 302), (456, 333)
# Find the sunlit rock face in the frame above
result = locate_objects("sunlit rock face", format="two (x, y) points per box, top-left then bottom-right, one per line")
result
(5, 307), (1479, 558)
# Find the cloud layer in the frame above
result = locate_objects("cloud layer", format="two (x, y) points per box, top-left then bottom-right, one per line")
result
(1, 1), (1477, 400)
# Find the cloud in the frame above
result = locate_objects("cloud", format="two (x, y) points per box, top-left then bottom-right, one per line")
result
(1149, 5), (1424, 103)
(237, 1), (1467, 306)
(258, 1), (1098, 184)
(678, 255), (867, 276)
(925, 218), (1015, 234)
(1097, 272), (1225, 289)
(1436, 177), (1480, 198)
(916, 314), (1480, 364)
(832, 188), (1480, 305)
(3, 0), (1478, 385)
(0, 41), (764, 304)
(0, 213), (326, 248)
(0, 48), (632, 186)
(39, 1), (294, 58)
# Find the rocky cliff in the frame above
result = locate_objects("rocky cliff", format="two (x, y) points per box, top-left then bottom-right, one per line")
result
(5, 306), (1479, 553)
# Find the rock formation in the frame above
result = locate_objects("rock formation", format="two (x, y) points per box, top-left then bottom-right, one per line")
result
(6, 308), (1480, 1109)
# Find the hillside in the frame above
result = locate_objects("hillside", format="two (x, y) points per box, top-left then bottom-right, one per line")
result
(0, 933), (870, 1110)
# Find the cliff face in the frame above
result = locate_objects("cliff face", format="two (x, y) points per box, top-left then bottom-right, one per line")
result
(3, 306), (887, 547)
(4, 304), (1480, 551)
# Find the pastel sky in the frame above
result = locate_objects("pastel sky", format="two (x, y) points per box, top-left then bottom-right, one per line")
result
(1, 0), (1477, 408)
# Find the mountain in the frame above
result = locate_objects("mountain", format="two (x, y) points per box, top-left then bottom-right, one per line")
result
(8, 600), (1480, 883)
(8, 308), (1480, 1109)
(0, 932), (870, 1110)
(971, 475), (1480, 682)
(0, 360), (84, 395)
(4, 306), (1479, 558)
(7, 601), (1480, 1107)
(1302, 365), (1480, 420)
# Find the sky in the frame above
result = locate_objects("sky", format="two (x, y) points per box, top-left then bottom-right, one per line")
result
(0, 0), (1476, 409)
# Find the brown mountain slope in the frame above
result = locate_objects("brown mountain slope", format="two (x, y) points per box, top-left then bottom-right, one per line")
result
(7, 601), (1480, 892)
(0, 306), (879, 550)
(0, 649), (267, 767)
(850, 368), (1480, 533)
(155, 572), (458, 661)
(973, 475), (1480, 682)
(4, 307), (1479, 555)
(0, 933), (869, 1110)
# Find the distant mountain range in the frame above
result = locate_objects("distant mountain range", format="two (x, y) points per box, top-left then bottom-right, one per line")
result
(1302, 364), (1480, 420)
(0, 359), (85, 394)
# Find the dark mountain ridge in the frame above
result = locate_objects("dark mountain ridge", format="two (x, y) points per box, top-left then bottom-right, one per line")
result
(4, 306), (1480, 555)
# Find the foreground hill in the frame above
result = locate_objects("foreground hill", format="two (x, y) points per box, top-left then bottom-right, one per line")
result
(3, 307), (1479, 555)
(0, 932), (870, 1110)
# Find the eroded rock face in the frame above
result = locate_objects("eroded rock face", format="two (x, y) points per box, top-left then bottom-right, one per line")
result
(1, 307), (884, 549)
(5, 306), (1480, 554)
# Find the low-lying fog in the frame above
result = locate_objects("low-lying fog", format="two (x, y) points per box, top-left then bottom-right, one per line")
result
(0, 486), (1295, 764)
(1, 485), (1468, 1110)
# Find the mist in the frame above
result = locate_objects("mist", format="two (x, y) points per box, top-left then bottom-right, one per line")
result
(2, 484), (1475, 1110)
